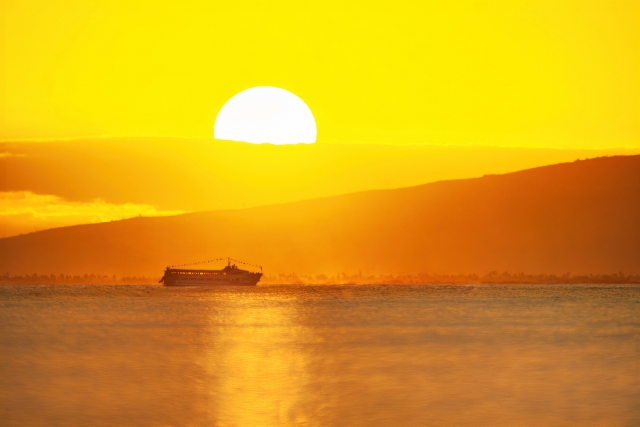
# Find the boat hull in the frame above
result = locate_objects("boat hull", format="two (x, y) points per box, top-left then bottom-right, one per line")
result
(164, 279), (259, 287)
(161, 266), (262, 287)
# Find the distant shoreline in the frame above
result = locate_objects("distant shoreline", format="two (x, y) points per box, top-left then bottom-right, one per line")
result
(3, 271), (640, 286)
(2, 280), (639, 287)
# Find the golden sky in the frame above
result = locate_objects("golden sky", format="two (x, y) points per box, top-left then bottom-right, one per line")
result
(1, 1), (639, 238)
(2, 0), (638, 148)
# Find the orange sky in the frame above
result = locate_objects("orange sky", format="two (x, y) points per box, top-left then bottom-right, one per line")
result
(1, 1), (639, 238)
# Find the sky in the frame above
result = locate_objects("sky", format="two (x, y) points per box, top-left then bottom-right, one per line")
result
(1, 0), (638, 147)
(1, 0), (639, 237)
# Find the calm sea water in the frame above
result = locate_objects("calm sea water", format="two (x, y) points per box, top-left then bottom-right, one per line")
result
(1, 284), (638, 427)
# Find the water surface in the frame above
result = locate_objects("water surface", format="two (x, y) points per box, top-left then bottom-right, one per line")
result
(1, 284), (638, 426)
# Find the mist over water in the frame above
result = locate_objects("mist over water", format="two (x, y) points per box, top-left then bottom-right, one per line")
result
(1, 284), (638, 427)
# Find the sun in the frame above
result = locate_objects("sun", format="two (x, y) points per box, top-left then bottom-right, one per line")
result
(214, 87), (317, 145)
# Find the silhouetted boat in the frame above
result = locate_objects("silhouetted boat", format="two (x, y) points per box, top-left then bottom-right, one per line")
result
(159, 257), (262, 286)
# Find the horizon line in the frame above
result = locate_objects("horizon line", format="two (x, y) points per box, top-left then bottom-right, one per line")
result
(1, 135), (640, 151)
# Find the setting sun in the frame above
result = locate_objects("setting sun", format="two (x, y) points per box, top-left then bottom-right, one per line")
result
(214, 86), (316, 145)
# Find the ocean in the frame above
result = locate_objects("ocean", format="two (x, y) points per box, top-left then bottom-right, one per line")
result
(1, 284), (638, 427)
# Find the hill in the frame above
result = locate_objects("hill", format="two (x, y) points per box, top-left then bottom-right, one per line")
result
(3, 137), (638, 213)
(1, 155), (639, 276)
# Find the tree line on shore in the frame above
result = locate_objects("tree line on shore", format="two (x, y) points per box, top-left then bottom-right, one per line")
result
(1, 271), (639, 285)
(260, 271), (640, 285)
(0, 273), (156, 284)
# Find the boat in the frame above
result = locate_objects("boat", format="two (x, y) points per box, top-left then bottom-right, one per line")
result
(159, 257), (263, 286)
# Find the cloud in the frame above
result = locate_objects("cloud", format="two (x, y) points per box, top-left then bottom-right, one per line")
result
(0, 152), (25, 158)
(0, 191), (184, 238)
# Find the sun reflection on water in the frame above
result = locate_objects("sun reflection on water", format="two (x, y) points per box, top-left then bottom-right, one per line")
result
(204, 296), (310, 426)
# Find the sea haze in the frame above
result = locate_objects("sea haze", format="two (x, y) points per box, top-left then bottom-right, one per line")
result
(1, 284), (638, 427)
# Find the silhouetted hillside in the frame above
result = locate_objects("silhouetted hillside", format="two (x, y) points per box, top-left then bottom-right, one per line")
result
(1, 155), (639, 276)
